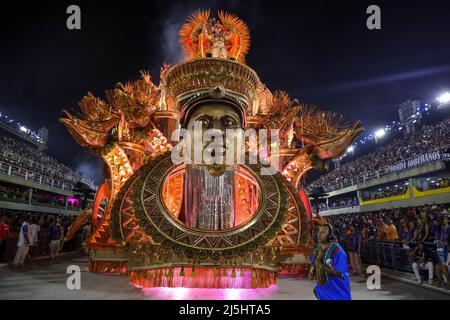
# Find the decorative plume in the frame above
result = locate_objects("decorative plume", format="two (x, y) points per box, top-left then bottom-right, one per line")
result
(179, 10), (210, 60)
(295, 104), (348, 137)
(263, 91), (302, 131)
(179, 10), (251, 63)
(105, 72), (160, 117)
(78, 93), (113, 121)
(269, 91), (291, 113)
(140, 70), (152, 85)
(218, 10), (250, 62)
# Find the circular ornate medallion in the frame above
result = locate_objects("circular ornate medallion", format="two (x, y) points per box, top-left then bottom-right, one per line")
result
(112, 152), (288, 260)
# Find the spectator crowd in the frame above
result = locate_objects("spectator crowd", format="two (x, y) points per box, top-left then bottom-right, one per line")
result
(0, 208), (90, 265)
(324, 203), (450, 289)
(308, 117), (450, 192)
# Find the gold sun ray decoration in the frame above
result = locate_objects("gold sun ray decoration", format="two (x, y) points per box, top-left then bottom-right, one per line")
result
(263, 91), (300, 129)
(179, 9), (211, 60)
(296, 104), (349, 138)
(258, 91), (302, 148)
(179, 10), (251, 63)
(78, 93), (114, 121)
(217, 10), (250, 63)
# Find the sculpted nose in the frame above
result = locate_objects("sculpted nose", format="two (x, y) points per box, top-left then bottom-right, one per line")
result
(213, 118), (224, 131)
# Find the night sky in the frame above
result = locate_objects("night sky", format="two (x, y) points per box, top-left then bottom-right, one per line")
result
(1, 0), (450, 184)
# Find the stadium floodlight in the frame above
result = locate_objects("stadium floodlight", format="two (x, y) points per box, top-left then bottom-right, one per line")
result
(374, 128), (385, 139)
(19, 126), (28, 133)
(347, 145), (355, 153)
(437, 92), (450, 104)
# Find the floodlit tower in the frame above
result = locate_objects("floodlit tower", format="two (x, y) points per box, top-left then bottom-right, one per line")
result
(398, 100), (421, 135)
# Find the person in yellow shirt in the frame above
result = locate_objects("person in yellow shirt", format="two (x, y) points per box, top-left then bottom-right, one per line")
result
(383, 219), (399, 241)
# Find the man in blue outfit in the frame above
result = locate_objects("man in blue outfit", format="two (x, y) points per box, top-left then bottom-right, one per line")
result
(309, 222), (352, 300)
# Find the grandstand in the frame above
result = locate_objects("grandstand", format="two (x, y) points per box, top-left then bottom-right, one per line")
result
(0, 112), (95, 216)
(306, 116), (450, 216)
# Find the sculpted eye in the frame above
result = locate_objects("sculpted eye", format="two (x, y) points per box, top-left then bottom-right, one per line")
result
(197, 118), (211, 128)
(222, 117), (237, 127)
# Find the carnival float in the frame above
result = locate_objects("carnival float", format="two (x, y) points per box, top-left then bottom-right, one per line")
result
(60, 10), (363, 289)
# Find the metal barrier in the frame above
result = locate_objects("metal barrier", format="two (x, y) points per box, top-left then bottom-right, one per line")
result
(0, 160), (74, 191)
(0, 148), (96, 189)
(319, 202), (359, 212)
(358, 240), (438, 273)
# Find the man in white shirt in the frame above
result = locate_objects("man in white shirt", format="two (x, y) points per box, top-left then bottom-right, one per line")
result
(13, 215), (31, 266)
(29, 217), (41, 256)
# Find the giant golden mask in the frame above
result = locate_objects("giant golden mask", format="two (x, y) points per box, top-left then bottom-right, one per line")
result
(185, 103), (242, 177)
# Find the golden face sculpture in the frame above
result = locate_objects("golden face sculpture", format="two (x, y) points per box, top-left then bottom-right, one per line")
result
(185, 103), (242, 176)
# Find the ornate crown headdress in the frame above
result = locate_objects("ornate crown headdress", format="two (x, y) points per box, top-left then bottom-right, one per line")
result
(165, 10), (260, 126)
(179, 10), (251, 63)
